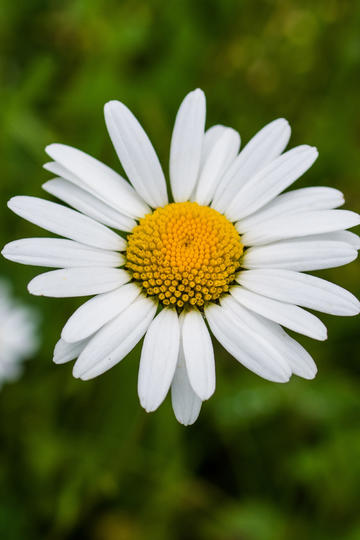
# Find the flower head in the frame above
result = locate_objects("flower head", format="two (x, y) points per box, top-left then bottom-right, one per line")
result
(2, 89), (359, 424)
(0, 280), (39, 387)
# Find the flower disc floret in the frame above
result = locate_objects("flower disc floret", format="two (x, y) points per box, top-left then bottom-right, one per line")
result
(125, 202), (243, 309)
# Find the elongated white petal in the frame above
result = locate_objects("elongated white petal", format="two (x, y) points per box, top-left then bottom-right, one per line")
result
(237, 187), (345, 233)
(297, 231), (360, 250)
(241, 210), (360, 246)
(205, 301), (291, 382)
(221, 295), (316, 379)
(8, 196), (125, 251)
(62, 283), (141, 343)
(237, 269), (360, 316)
(241, 310), (317, 379)
(28, 267), (130, 297)
(45, 145), (149, 218)
(225, 145), (318, 221)
(243, 239), (357, 271)
(181, 310), (215, 400)
(332, 231), (360, 249)
(2, 238), (123, 268)
(170, 89), (206, 202)
(53, 337), (91, 364)
(276, 332), (317, 379)
(212, 118), (291, 213)
(43, 178), (136, 232)
(138, 308), (180, 412)
(231, 286), (327, 340)
(171, 345), (202, 426)
(104, 101), (168, 208)
(73, 296), (157, 380)
(193, 128), (240, 206)
(201, 125), (237, 166)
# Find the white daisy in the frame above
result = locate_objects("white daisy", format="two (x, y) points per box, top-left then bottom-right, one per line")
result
(0, 279), (39, 387)
(2, 89), (359, 425)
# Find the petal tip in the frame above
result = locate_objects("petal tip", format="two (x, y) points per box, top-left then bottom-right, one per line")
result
(27, 280), (41, 296)
(72, 364), (81, 378)
(45, 143), (58, 156)
(7, 197), (19, 210)
(104, 100), (120, 113)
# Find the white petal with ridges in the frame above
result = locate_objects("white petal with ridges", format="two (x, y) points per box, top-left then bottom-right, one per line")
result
(53, 337), (91, 364)
(201, 125), (236, 166)
(45, 145), (149, 218)
(296, 231), (360, 250)
(138, 308), (180, 412)
(43, 178), (136, 232)
(225, 145), (318, 221)
(2, 238), (123, 268)
(8, 196), (126, 251)
(73, 296), (157, 380)
(243, 239), (357, 271)
(241, 210), (360, 246)
(171, 345), (202, 426)
(231, 286), (327, 340)
(205, 301), (291, 382)
(193, 128), (240, 206)
(62, 283), (141, 343)
(237, 269), (360, 316)
(241, 311), (317, 379)
(28, 267), (130, 297)
(212, 118), (291, 213)
(170, 89), (206, 202)
(181, 310), (215, 400)
(237, 187), (344, 233)
(104, 100), (168, 208)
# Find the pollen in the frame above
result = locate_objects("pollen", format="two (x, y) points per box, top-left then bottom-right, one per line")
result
(125, 202), (243, 309)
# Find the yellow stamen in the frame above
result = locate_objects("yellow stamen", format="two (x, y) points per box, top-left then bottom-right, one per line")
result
(125, 202), (243, 309)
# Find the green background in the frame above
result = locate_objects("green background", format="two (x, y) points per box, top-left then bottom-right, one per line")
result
(0, 1), (359, 539)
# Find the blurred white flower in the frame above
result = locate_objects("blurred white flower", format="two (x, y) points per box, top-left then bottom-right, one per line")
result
(2, 89), (359, 424)
(0, 280), (39, 387)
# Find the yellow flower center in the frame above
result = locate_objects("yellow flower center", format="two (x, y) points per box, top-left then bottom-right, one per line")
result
(125, 202), (243, 309)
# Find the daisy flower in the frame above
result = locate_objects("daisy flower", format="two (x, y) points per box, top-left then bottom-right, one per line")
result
(0, 279), (39, 387)
(2, 89), (359, 425)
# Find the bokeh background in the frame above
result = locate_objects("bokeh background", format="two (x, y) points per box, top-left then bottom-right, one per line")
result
(1, 1), (359, 539)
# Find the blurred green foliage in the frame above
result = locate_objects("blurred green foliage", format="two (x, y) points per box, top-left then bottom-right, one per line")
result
(0, 0), (359, 539)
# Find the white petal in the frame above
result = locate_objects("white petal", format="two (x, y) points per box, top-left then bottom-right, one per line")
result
(212, 118), (291, 213)
(225, 145), (318, 221)
(43, 160), (87, 187)
(170, 89), (206, 202)
(138, 308), (180, 412)
(181, 309), (215, 400)
(2, 238), (123, 268)
(201, 125), (237, 166)
(241, 210), (360, 246)
(62, 283), (141, 343)
(73, 296), (157, 380)
(171, 346), (202, 426)
(237, 269), (360, 316)
(242, 311), (317, 379)
(299, 231), (360, 250)
(53, 337), (91, 364)
(243, 239), (357, 271)
(8, 196), (126, 251)
(104, 100), (168, 208)
(193, 128), (241, 206)
(231, 286), (327, 341)
(28, 267), (130, 297)
(205, 301), (291, 382)
(237, 187), (345, 233)
(43, 178), (136, 232)
(44, 146), (149, 219)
